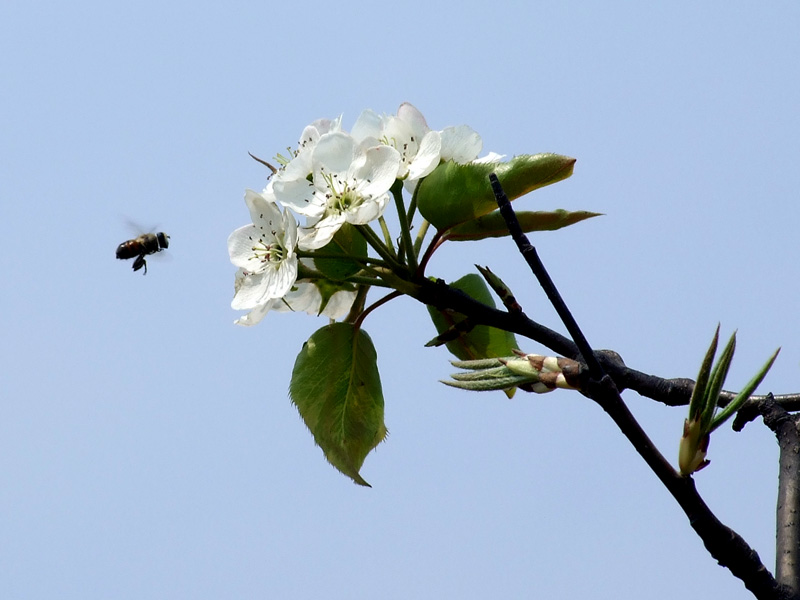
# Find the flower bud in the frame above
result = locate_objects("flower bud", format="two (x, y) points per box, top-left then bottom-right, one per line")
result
(678, 418), (711, 476)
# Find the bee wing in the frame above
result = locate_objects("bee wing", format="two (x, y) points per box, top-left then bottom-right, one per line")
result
(124, 218), (158, 236)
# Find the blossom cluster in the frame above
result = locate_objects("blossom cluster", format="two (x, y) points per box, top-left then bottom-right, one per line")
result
(227, 103), (484, 326)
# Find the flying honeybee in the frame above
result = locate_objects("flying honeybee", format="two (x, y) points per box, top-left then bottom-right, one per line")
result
(116, 232), (170, 275)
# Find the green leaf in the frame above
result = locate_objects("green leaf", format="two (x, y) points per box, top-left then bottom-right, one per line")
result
(709, 346), (781, 433)
(427, 274), (519, 363)
(443, 209), (602, 242)
(687, 325), (720, 421)
(416, 154), (576, 231)
(442, 374), (530, 392)
(289, 323), (387, 487)
(700, 331), (736, 431)
(312, 223), (368, 281)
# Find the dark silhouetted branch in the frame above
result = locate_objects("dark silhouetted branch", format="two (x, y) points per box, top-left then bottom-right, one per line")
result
(486, 175), (788, 599)
(754, 395), (800, 596)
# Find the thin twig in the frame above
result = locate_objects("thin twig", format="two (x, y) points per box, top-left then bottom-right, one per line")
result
(489, 173), (604, 379)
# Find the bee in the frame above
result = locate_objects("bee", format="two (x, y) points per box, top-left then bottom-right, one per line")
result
(116, 232), (169, 275)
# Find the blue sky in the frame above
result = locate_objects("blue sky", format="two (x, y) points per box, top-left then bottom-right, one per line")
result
(2, 2), (799, 598)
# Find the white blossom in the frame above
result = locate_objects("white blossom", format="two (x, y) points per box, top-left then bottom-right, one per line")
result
(272, 132), (401, 250)
(352, 102), (442, 183)
(228, 187), (298, 306)
(232, 268), (357, 327)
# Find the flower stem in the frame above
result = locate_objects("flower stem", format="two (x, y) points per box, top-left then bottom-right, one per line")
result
(346, 274), (394, 288)
(377, 217), (397, 258)
(296, 249), (391, 270)
(353, 290), (403, 329)
(345, 284), (370, 323)
(355, 224), (407, 273)
(407, 180), (419, 222)
(413, 219), (431, 257)
(392, 180), (418, 271)
(416, 230), (444, 277)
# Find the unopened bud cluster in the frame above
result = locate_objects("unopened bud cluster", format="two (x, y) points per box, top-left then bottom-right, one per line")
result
(445, 352), (584, 394)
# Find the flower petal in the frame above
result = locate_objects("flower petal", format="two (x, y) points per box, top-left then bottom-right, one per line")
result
(313, 132), (359, 176)
(397, 102), (430, 136)
(351, 109), (383, 143)
(473, 151), (506, 164)
(231, 269), (270, 309)
(297, 213), (347, 250)
(440, 125), (483, 163)
(405, 130), (441, 181)
(319, 288), (357, 318)
(245, 188), (282, 230)
(227, 224), (264, 271)
(272, 176), (325, 218)
(352, 145), (401, 198)
(345, 191), (390, 225)
(235, 304), (273, 326)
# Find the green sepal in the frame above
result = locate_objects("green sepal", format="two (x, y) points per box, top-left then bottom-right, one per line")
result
(313, 278), (358, 316)
(416, 154), (576, 231)
(289, 323), (387, 487)
(311, 223), (368, 281)
(443, 209), (601, 242)
(427, 274), (519, 363)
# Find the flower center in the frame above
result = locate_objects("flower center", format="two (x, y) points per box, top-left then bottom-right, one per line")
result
(320, 172), (363, 217)
(381, 134), (417, 169)
(251, 237), (285, 265)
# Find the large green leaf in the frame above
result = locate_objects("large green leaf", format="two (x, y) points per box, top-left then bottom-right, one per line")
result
(427, 274), (519, 362)
(289, 323), (386, 487)
(443, 209), (601, 242)
(416, 154), (576, 231)
(312, 223), (368, 281)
